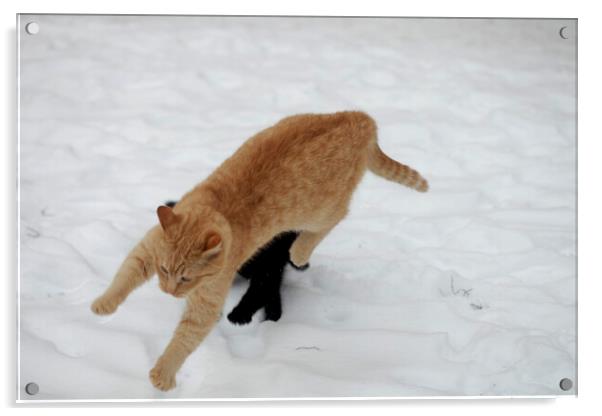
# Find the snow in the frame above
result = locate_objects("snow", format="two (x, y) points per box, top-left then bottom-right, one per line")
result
(18, 15), (576, 400)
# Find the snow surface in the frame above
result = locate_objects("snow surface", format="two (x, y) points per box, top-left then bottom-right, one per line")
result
(18, 15), (576, 400)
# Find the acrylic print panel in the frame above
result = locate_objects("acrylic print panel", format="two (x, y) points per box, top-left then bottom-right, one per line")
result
(17, 15), (577, 400)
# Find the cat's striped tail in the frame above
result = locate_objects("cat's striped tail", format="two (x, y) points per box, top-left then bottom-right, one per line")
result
(367, 142), (429, 192)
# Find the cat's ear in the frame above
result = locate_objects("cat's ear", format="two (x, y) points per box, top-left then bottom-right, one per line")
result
(202, 231), (222, 258)
(157, 205), (180, 231)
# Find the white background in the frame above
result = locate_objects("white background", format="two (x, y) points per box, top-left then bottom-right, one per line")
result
(2, 0), (601, 414)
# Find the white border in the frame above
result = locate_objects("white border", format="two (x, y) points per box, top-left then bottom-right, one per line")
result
(4, 0), (602, 413)
(15, 394), (560, 402)
(15, 12), (21, 406)
(12, 13), (577, 403)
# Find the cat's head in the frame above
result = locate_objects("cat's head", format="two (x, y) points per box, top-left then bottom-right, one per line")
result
(154, 205), (231, 298)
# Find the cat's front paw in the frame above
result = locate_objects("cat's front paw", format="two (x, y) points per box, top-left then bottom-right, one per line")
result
(227, 307), (253, 325)
(149, 363), (176, 391)
(264, 300), (282, 322)
(91, 295), (119, 315)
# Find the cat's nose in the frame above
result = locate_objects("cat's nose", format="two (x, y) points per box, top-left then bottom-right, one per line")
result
(166, 280), (178, 294)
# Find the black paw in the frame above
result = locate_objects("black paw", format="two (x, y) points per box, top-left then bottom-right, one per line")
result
(263, 301), (282, 322)
(227, 308), (253, 325)
(288, 260), (309, 271)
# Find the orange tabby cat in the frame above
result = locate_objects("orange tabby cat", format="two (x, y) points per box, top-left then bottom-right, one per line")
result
(91, 111), (428, 391)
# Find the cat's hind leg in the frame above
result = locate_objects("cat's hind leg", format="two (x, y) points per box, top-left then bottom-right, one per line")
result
(262, 265), (285, 322)
(289, 209), (347, 268)
(289, 229), (330, 268)
(263, 290), (282, 322)
(227, 278), (268, 325)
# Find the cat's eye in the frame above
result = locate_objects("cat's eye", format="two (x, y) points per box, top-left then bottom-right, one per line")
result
(180, 276), (191, 282)
(160, 265), (168, 274)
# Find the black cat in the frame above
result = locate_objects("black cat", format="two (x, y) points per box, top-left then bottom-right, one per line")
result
(230, 231), (306, 324)
(164, 201), (308, 324)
